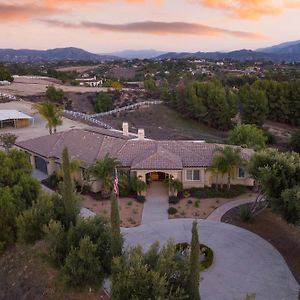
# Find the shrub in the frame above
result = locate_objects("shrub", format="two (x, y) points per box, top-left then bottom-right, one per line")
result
(17, 193), (57, 244)
(127, 200), (133, 206)
(183, 191), (191, 198)
(137, 195), (146, 203)
(168, 207), (178, 215)
(239, 205), (252, 222)
(62, 236), (103, 288)
(194, 200), (200, 208)
(186, 185), (247, 199)
(169, 196), (179, 204)
(187, 199), (193, 204)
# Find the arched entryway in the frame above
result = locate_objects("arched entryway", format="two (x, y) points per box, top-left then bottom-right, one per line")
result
(146, 171), (171, 183)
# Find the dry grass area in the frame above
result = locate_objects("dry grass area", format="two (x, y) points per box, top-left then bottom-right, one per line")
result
(222, 207), (300, 284)
(56, 65), (102, 72)
(168, 197), (235, 219)
(81, 195), (143, 227)
(0, 78), (110, 97)
(0, 242), (108, 300)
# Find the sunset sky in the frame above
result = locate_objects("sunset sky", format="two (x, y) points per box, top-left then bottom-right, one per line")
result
(0, 0), (300, 53)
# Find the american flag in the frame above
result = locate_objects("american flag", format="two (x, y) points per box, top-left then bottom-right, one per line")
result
(113, 168), (119, 195)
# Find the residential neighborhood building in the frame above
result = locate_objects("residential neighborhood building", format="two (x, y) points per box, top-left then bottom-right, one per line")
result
(75, 76), (103, 87)
(16, 125), (254, 194)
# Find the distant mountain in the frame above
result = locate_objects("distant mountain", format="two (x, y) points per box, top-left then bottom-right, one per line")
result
(0, 47), (118, 63)
(256, 40), (300, 54)
(104, 49), (166, 59)
(156, 48), (300, 62)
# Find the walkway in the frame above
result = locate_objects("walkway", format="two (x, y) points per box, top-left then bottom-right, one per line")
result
(207, 196), (257, 222)
(141, 182), (169, 224)
(122, 219), (299, 300)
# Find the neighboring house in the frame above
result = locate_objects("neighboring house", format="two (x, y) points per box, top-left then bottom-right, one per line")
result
(75, 76), (103, 87)
(15, 124), (254, 194)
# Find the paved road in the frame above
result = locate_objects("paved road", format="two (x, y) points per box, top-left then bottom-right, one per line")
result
(122, 219), (299, 300)
(141, 182), (169, 224)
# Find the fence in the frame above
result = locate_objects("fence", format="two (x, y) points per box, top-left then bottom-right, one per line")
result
(0, 92), (20, 101)
(64, 100), (162, 129)
(89, 100), (162, 118)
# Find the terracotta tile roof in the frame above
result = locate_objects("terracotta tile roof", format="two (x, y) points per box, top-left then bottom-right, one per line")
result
(16, 128), (254, 169)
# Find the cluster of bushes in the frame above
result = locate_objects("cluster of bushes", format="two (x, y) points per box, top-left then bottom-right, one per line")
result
(0, 150), (41, 251)
(93, 92), (113, 113)
(0, 66), (14, 82)
(248, 150), (300, 224)
(185, 185), (248, 199)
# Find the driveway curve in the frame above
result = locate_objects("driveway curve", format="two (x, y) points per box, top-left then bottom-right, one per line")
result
(122, 219), (299, 300)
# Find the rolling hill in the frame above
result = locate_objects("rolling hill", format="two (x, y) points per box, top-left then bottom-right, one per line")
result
(0, 47), (118, 63)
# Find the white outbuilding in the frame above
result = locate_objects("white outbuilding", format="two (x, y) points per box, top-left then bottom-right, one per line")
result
(0, 110), (34, 129)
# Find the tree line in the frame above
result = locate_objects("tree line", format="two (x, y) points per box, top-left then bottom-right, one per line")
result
(161, 79), (300, 130)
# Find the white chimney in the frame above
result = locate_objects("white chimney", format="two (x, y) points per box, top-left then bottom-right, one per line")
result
(138, 129), (145, 140)
(122, 122), (129, 136)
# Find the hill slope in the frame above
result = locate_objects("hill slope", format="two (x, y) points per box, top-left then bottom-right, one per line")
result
(0, 47), (118, 63)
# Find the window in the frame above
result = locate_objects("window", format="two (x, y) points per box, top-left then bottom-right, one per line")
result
(186, 169), (201, 181)
(238, 168), (246, 178)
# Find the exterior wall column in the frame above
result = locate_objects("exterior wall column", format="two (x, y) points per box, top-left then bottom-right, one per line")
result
(30, 154), (36, 169)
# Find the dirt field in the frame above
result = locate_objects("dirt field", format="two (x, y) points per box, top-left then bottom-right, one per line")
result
(0, 78), (110, 97)
(56, 64), (102, 73)
(100, 104), (227, 141)
(81, 196), (143, 227)
(0, 242), (108, 300)
(222, 207), (300, 284)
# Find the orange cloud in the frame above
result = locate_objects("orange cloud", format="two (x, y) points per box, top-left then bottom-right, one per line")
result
(0, 3), (60, 22)
(194, 0), (285, 20)
(42, 19), (264, 39)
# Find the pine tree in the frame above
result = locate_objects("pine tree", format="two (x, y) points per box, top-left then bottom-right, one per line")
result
(189, 221), (201, 300)
(110, 192), (122, 257)
(61, 147), (78, 228)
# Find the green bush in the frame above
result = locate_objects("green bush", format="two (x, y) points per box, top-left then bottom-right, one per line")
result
(168, 207), (178, 215)
(239, 205), (252, 222)
(186, 185), (247, 199)
(137, 195), (146, 203)
(17, 193), (57, 244)
(169, 196), (179, 204)
(62, 236), (103, 288)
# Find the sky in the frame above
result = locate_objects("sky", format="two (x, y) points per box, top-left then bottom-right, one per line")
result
(0, 0), (300, 53)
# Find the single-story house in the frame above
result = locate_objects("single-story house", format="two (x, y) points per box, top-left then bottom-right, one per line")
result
(15, 124), (254, 194)
(0, 110), (34, 129)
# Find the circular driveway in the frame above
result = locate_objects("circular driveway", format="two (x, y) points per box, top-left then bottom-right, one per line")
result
(122, 219), (299, 300)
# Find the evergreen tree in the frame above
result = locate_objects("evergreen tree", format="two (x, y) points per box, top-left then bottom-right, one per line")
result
(111, 192), (122, 257)
(189, 221), (201, 300)
(61, 147), (78, 228)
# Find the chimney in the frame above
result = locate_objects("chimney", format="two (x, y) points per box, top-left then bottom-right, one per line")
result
(138, 129), (145, 140)
(122, 122), (129, 136)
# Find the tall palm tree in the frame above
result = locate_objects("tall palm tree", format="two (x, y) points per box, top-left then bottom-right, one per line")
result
(87, 154), (119, 198)
(33, 102), (63, 134)
(212, 146), (243, 190)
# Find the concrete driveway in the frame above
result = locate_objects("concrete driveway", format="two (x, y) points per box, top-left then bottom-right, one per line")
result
(142, 182), (169, 224)
(122, 219), (299, 300)
(0, 101), (92, 141)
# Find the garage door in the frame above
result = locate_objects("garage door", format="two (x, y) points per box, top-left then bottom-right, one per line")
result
(34, 156), (48, 174)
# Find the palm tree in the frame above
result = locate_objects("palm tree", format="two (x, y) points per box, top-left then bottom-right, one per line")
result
(166, 177), (183, 196)
(212, 146), (243, 190)
(87, 154), (119, 198)
(131, 176), (147, 196)
(33, 102), (63, 134)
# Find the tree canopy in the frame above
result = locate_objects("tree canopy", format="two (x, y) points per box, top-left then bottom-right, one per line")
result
(228, 124), (267, 150)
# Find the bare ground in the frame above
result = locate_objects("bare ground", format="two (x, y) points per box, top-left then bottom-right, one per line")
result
(0, 242), (109, 300)
(222, 207), (300, 284)
(81, 196), (143, 227)
(169, 192), (254, 219)
(100, 104), (227, 141)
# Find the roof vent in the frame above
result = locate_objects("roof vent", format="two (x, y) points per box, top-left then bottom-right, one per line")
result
(122, 122), (129, 136)
(138, 129), (145, 140)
